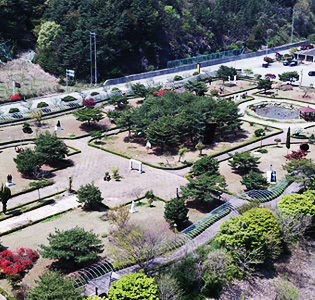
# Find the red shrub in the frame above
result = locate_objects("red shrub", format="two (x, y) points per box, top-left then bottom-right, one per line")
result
(265, 74), (276, 79)
(152, 90), (168, 96)
(82, 98), (96, 109)
(0, 248), (39, 275)
(285, 149), (308, 160)
(9, 93), (23, 101)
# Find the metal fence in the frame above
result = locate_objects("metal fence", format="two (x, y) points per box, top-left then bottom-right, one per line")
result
(167, 48), (245, 68)
(105, 41), (308, 86)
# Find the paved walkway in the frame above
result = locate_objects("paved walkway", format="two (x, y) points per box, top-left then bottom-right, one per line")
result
(0, 195), (79, 234)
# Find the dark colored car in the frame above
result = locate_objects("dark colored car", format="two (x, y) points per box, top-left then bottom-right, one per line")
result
(290, 60), (298, 66)
(283, 61), (290, 66)
(262, 63), (269, 68)
(308, 71), (315, 76)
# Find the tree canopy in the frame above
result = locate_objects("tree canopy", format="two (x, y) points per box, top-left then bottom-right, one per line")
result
(73, 108), (104, 126)
(164, 197), (189, 226)
(34, 131), (68, 163)
(216, 207), (282, 263)
(228, 151), (260, 173)
(278, 191), (315, 217)
(25, 270), (82, 300)
(39, 227), (103, 267)
(181, 174), (226, 203)
(108, 273), (158, 300)
(77, 182), (103, 209)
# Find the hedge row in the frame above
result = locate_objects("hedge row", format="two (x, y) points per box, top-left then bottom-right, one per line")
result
(66, 144), (81, 156)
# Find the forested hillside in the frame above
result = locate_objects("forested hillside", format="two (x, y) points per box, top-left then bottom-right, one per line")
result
(1, 0), (315, 80)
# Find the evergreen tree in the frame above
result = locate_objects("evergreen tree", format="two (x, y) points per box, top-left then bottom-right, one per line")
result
(0, 183), (11, 214)
(39, 227), (103, 267)
(164, 198), (189, 226)
(25, 270), (82, 300)
(34, 131), (68, 163)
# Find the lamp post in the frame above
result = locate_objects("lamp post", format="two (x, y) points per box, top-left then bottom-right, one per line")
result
(89, 32), (97, 85)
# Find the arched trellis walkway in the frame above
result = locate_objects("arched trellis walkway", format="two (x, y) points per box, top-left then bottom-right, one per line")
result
(70, 260), (115, 288)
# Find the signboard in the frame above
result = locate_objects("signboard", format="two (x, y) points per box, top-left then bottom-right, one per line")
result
(66, 69), (75, 77)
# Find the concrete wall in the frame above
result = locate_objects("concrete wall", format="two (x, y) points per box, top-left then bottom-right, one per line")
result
(105, 41), (308, 86)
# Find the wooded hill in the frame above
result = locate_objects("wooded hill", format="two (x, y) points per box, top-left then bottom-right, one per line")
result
(1, 0), (315, 80)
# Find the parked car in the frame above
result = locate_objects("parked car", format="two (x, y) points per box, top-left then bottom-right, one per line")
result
(283, 61), (290, 66)
(300, 43), (314, 50)
(262, 63), (269, 68)
(308, 71), (315, 76)
(289, 60), (298, 66)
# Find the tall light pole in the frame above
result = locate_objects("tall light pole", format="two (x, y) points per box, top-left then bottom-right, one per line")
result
(290, 7), (295, 44)
(94, 33), (97, 84)
(89, 32), (97, 85)
(90, 33), (93, 85)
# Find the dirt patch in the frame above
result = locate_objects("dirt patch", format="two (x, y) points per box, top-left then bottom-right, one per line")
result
(0, 113), (113, 143)
(207, 79), (257, 96)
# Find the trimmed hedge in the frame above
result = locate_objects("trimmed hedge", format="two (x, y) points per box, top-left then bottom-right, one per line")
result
(66, 144), (81, 156)
(61, 95), (77, 102)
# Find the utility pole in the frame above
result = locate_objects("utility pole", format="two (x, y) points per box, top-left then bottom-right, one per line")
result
(89, 32), (97, 85)
(90, 33), (93, 85)
(290, 7), (295, 44)
(94, 33), (97, 84)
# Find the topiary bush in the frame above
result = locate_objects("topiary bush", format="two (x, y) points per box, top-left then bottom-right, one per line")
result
(37, 102), (49, 108)
(9, 108), (20, 113)
(61, 96), (77, 102)
(174, 75), (183, 81)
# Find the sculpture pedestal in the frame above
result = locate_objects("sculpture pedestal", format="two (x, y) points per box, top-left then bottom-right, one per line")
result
(6, 182), (15, 187)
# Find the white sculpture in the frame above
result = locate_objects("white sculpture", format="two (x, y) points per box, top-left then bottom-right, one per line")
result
(130, 201), (137, 213)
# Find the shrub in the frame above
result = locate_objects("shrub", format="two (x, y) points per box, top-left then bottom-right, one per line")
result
(278, 191), (315, 217)
(193, 71), (199, 76)
(9, 108), (20, 113)
(22, 123), (33, 134)
(174, 75), (183, 81)
(264, 57), (274, 63)
(256, 148), (268, 153)
(216, 208), (282, 262)
(237, 200), (260, 214)
(77, 182), (103, 209)
(265, 73), (276, 79)
(90, 92), (99, 96)
(254, 128), (265, 137)
(61, 95), (77, 102)
(9, 93), (23, 101)
(107, 273), (158, 300)
(0, 248), (39, 275)
(112, 87), (120, 91)
(210, 89), (219, 96)
(82, 98), (96, 108)
(281, 85), (293, 91)
(37, 102), (48, 108)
